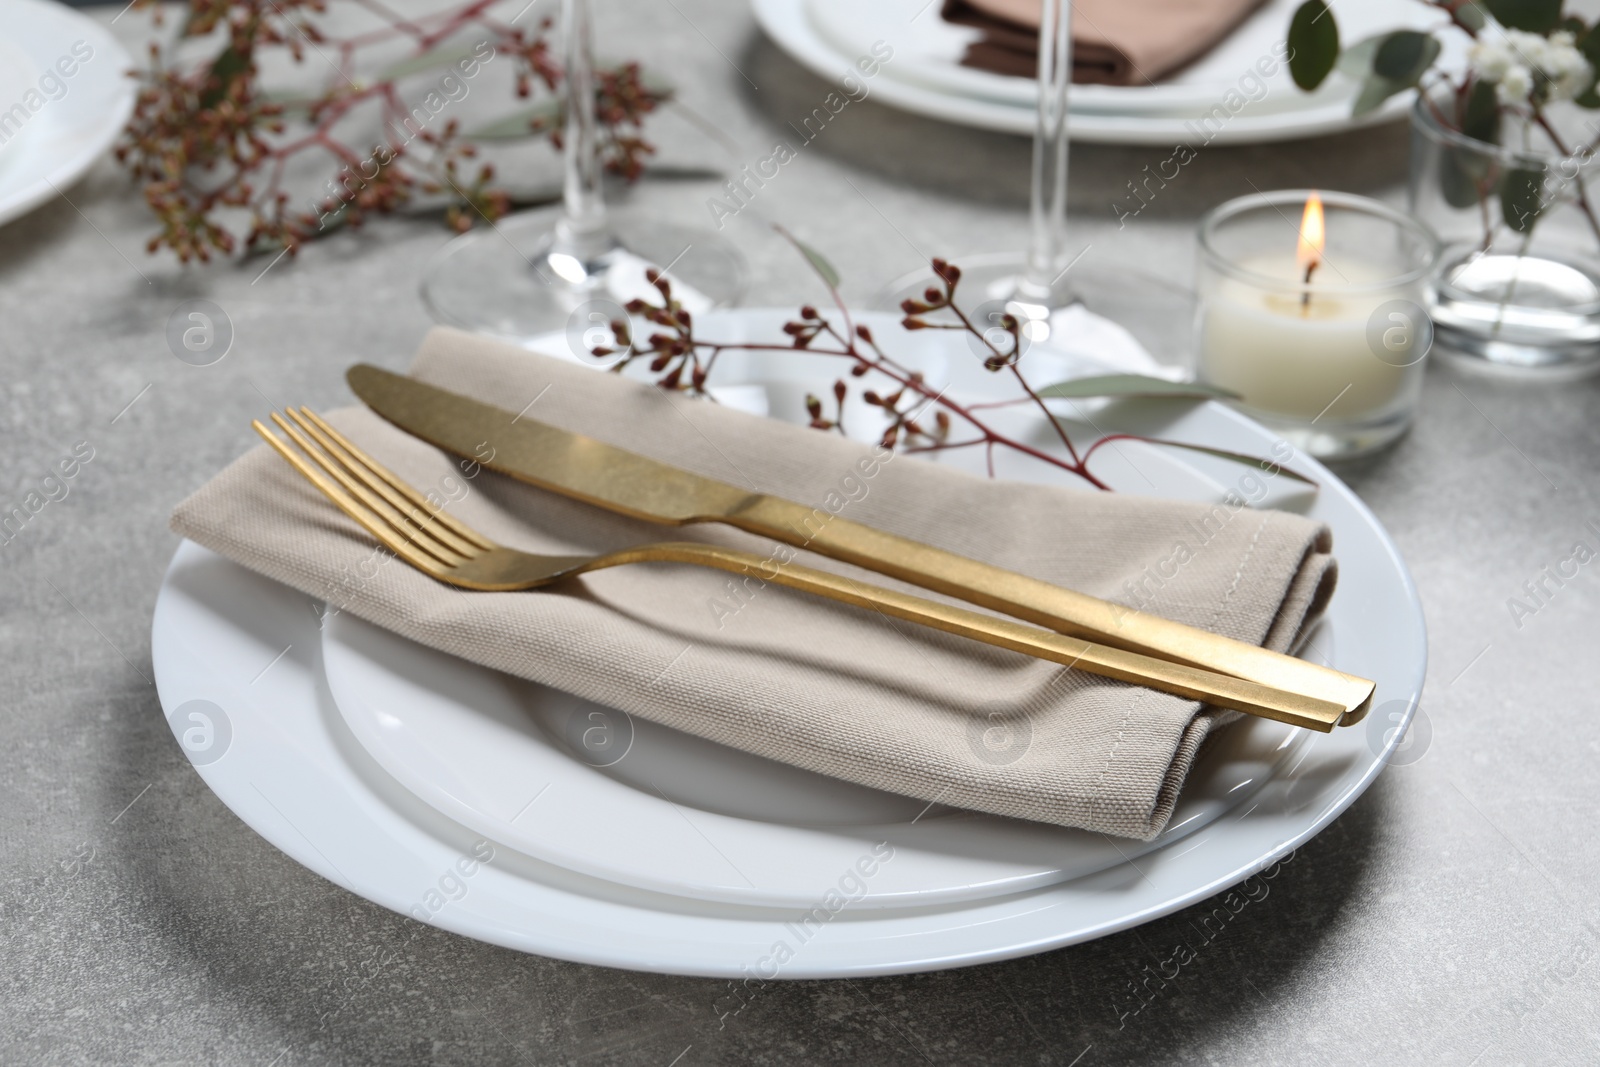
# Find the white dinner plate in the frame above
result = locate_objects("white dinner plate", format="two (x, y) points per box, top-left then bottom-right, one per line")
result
(0, 0), (135, 229)
(753, 0), (1452, 143)
(805, 0), (1453, 117)
(320, 312), (1326, 911)
(152, 309), (1427, 976)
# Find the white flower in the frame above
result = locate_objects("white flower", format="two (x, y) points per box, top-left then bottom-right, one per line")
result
(1498, 63), (1534, 105)
(1469, 40), (1515, 82)
(1504, 29), (1553, 70)
(1469, 27), (1592, 104)
(1544, 38), (1592, 99)
(1469, 42), (1512, 80)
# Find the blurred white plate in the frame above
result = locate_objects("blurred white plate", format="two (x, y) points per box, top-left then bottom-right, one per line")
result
(0, 38), (39, 174)
(805, 0), (1455, 117)
(755, 0), (1454, 143)
(152, 308), (1427, 976)
(0, 0), (134, 228)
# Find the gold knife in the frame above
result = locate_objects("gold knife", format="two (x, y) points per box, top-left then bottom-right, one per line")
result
(347, 364), (1375, 725)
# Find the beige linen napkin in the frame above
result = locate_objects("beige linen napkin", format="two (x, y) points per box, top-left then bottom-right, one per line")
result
(171, 327), (1335, 840)
(943, 0), (1271, 85)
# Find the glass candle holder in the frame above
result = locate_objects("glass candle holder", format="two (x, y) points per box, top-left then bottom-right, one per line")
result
(1194, 189), (1439, 461)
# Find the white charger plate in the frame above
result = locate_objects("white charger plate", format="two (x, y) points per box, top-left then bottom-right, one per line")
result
(325, 610), (1314, 910)
(805, 0), (1454, 117)
(152, 309), (1427, 976)
(753, 0), (1441, 143)
(0, 0), (135, 229)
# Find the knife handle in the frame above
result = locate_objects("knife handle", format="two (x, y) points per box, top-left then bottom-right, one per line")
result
(726, 495), (1374, 724)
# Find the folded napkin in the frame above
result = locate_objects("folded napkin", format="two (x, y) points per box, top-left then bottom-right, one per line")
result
(171, 327), (1335, 840)
(942, 0), (1270, 86)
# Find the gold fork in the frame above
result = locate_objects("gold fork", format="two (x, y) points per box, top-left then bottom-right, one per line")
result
(252, 407), (1356, 732)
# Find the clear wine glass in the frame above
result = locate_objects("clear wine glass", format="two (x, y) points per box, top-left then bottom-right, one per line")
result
(878, 0), (1191, 367)
(421, 0), (746, 344)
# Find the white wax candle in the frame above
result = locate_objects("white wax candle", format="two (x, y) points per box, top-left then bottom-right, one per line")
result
(1198, 255), (1417, 422)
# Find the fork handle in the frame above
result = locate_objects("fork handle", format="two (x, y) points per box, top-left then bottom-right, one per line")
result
(600, 541), (1350, 732)
(718, 496), (1373, 727)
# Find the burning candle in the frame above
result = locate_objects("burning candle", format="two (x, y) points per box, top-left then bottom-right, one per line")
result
(1297, 192), (1323, 308)
(1194, 190), (1440, 459)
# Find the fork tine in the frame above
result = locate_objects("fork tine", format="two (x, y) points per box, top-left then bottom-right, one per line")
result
(284, 408), (484, 559)
(268, 413), (467, 569)
(252, 420), (453, 578)
(297, 407), (495, 551)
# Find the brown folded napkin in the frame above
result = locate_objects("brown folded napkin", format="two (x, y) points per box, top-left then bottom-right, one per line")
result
(171, 327), (1336, 840)
(943, 0), (1270, 86)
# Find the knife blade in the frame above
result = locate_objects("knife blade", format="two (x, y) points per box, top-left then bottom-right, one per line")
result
(347, 364), (1375, 723)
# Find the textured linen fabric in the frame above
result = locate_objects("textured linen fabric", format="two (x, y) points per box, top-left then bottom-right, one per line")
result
(170, 327), (1336, 839)
(942, 0), (1271, 85)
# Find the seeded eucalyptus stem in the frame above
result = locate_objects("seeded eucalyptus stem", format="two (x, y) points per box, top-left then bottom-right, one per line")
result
(117, 0), (667, 261)
(593, 232), (1319, 493)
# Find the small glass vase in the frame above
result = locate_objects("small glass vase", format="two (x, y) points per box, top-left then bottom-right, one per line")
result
(1410, 84), (1600, 376)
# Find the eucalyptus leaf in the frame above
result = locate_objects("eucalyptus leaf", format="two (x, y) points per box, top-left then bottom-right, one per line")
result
(1287, 0), (1339, 91)
(375, 43), (483, 82)
(1437, 81), (1503, 209)
(1581, 23), (1600, 65)
(1372, 31), (1440, 85)
(1440, 147), (1498, 208)
(1460, 78), (1501, 144)
(794, 237), (841, 289)
(1352, 72), (1407, 116)
(1484, 0), (1561, 33)
(1348, 31), (1439, 117)
(1577, 26), (1600, 107)
(1336, 34), (1386, 79)
(1455, 1), (1488, 31)
(1036, 375), (1241, 401)
(1501, 166), (1547, 233)
(771, 224), (843, 289)
(200, 46), (250, 109)
(465, 101), (561, 141)
(1091, 436), (1320, 486)
(1163, 441), (1318, 486)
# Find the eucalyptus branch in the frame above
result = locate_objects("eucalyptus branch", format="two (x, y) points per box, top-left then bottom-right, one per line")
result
(591, 230), (1304, 493)
(610, 266), (1217, 491)
(1290, 0), (1600, 259)
(117, 0), (668, 261)
(1532, 108), (1600, 243)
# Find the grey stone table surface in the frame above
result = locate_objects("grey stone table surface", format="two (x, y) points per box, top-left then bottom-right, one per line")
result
(2, 1), (1598, 1064)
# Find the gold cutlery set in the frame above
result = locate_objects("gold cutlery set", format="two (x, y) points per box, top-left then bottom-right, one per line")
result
(251, 365), (1375, 733)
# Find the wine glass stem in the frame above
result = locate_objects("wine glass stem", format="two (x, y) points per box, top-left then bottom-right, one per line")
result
(1022, 0), (1071, 302)
(557, 0), (610, 257)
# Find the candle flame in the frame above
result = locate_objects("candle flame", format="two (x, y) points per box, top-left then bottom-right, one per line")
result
(1297, 192), (1325, 272)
